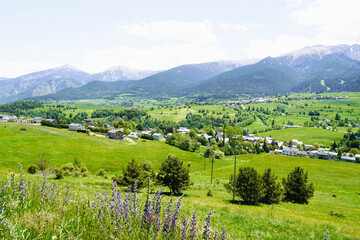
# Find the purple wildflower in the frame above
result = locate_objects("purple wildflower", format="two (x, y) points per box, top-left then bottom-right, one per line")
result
(219, 228), (226, 240)
(189, 211), (198, 240)
(203, 211), (214, 240)
(162, 199), (173, 237)
(213, 231), (219, 240)
(180, 215), (188, 240)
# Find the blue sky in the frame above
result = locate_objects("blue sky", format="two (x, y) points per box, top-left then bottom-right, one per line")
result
(1, 0), (359, 77)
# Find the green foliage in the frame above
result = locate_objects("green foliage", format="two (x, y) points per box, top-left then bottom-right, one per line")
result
(54, 167), (64, 179)
(282, 167), (314, 204)
(96, 168), (107, 177)
(261, 168), (282, 204)
(58, 158), (90, 177)
(225, 167), (264, 205)
(156, 154), (191, 195)
(0, 100), (42, 115)
(213, 150), (225, 159)
(112, 159), (152, 189)
(36, 154), (50, 171)
(27, 164), (37, 174)
(41, 120), (68, 129)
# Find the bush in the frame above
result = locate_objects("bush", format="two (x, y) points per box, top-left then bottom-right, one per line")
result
(214, 150), (225, 159)
(54, 168), (64, 179)
(206, 189), (213, 197)
(112, 159), (152, 189)
(20, 127), (27, 131)
(224, 167), (264, 205)
(27, 164), (37, 174)
(96, 169), (107, 177)
(261, 169), (282, 204)
(36, 154), (50, 171)
(59, 158), (90, 177)
(156, 154), (191, 195)
(282, 167), (314, 204)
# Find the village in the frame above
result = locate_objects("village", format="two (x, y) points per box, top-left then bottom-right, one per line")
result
(1, 112), (359, 164)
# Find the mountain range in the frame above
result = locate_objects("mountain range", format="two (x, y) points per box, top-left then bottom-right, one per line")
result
(1, 44), (360, 103)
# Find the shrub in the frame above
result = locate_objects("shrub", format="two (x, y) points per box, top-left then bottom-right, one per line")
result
(96, 169), (107, 177)
(329, 211), (345, 217)
(156, 154), (191, 195)
(19, 127), (27, 131)
(59, 158), (90, 177)
(112, 159), (152, 189)
(27, 164), (37, 174)
(224, 167), (264, 205)
(282, 167), (314, 204)
(206, 189), (213, 197)
(213, 150), (225, 159)
(36, 154), (50, 171)
(260, 169), (282, 204)
(54, 168), (64, 179)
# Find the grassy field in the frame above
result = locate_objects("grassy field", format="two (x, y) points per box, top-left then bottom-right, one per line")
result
(1, 122), (360, 239)
(258, 127), (345, 146)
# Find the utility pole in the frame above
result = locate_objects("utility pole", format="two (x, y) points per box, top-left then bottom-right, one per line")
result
(233, 148), (237, 202)
(204, 155), (206, 171)
(210, 153), (214, 184)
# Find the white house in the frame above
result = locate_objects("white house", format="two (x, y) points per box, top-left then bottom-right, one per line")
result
(153, 133), (164, 141)
(128, 131), (140, 140)
(0, 114), (9, 122)
(178, 127), (190, 135)
(282, 147), (291, 156)
(274, 149), (283, 155)
(69, 123), (85, 131)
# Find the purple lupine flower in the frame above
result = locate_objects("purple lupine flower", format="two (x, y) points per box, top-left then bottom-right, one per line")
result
(64, 185), (70, 205)
(162, 199), (173, 237)
(219, 228), (226, 240)
(171, 195), (183, 230)
(202, 211), (214, 240)
(180, 215), (188, 240)
(189, 211), (198, 240)
(0, 185), (8, 214)
(17, 163), (27, 205)
(153, 217), (161, 238)
(213, 231), (219, 240)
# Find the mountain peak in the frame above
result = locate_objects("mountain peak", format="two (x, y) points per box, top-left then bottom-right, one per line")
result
(55, 64), (82, 72)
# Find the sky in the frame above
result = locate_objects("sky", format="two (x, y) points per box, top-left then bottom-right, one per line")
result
(0, 0), (360, 77)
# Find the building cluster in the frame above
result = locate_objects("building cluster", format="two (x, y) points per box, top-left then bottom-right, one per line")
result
(219, 97), (274, 108)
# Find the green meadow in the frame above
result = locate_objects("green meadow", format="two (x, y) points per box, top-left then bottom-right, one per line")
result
(1, 122), (360, 239)
(258, 127), (345, 146)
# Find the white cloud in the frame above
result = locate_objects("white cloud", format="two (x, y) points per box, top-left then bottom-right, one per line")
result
(81, 43), (227, 73)
(219, 23), (263, 31)
(243, 0), (360, 59)
(243, 34), (314, 58)
(0, 61), (60, 78)
(81, 20), (227, 72)
(116, 20), (217, 45)
(286, 0), (304, 9)
(291, 0), (360, 45)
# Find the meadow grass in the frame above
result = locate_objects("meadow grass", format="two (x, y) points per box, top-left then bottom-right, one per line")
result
(258, 127), (344, 146)
(1, 122), (360, 239)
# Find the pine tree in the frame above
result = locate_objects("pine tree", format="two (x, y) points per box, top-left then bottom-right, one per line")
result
(282, 167), (314, 204)
(224, 167), (264, 205)
(156, 154), (191, 195)
(113, 159), (149, 189)
(335, 112), (341, 121)
(261, 169), (282, 204)
(263, 141), (269, 153)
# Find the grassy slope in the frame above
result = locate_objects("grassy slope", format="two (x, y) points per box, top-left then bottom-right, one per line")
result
(1, 122), (360, 239)
(258, 127), (344, 145)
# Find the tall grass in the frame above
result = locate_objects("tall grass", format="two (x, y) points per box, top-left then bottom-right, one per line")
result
(0, 164), (227, 239)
